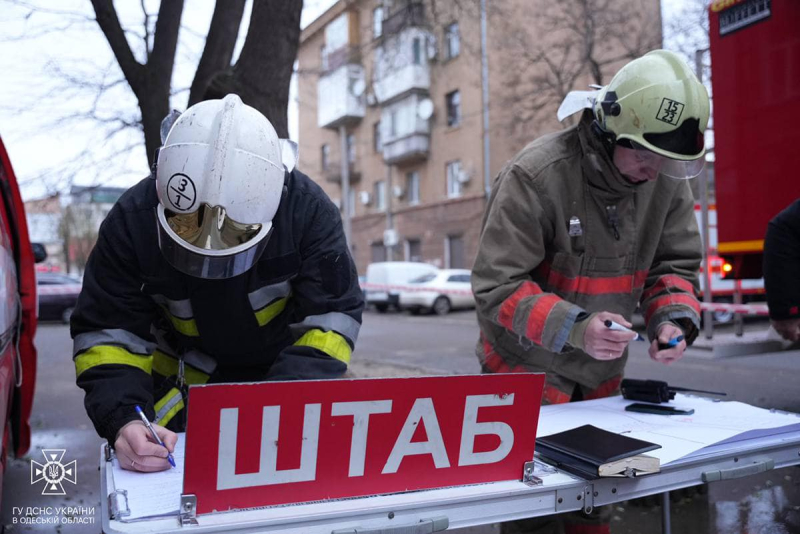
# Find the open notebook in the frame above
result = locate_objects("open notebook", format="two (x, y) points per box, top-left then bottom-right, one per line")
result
(107, 433), (185, 522)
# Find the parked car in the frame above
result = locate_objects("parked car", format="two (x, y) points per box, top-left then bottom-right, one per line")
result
(0, 134), (40, 499)
(37, 272), (82, 323)
(365, 261), (439, 312)
(399, 269), (474, 315)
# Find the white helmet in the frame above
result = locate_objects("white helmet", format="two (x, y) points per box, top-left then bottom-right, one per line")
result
(155, 94), (284, 279)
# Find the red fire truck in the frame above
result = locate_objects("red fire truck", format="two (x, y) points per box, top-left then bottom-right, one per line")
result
(708, 0), (800, 282)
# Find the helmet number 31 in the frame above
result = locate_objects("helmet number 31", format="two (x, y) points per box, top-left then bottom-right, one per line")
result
(167, 173), (197, 211)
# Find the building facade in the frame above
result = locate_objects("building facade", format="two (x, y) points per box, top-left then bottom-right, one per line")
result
(298, 0), (662, 274)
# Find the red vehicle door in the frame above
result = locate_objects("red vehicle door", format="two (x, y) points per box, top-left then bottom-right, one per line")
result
(0, 135), (38, 472)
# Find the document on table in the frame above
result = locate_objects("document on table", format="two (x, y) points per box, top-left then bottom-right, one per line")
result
(537, 395), (800, 465)
(109, 433), (185, 522)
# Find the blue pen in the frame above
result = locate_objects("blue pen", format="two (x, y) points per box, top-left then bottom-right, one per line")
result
(664, 335), (685, 348)
(135, 405), (176, 468)
(604, 319), (645, 341)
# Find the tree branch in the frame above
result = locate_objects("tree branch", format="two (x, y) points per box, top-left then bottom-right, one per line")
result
(89, 0), (144, 95)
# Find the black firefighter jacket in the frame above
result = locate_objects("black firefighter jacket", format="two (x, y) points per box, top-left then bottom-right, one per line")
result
(71, 169), (364, 444)
(764, 198), (800, 321)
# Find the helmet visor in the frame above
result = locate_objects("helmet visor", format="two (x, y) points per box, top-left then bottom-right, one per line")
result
(617, 140), (705, 181)
(166, 204), (262, 250)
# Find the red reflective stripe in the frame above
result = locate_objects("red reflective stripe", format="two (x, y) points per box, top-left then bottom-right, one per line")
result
(547, 268), (649, 296)
(641, 274), (697, 302)
(564, 524), (611, 534)
(542, 384), (571, 405)
(498, 281), (542, 330)
(644, 293), (702, 323)
(583, 375), (623, 401)
(482, 338), (526, 373)
(526, 294), (561, 344)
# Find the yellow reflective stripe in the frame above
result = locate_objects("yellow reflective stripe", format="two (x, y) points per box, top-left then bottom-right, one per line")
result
(254, 297), (288, 327)
(151, 350), (210, 385)
(717, 240), (764, 253)
(75, 345), (152, 377)
(154, 388), (185, 427)
(158, 304), (199, 337)
(293, 329), (352, 365)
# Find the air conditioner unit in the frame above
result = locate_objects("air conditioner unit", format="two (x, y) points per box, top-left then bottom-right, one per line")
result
(392, 185), (404, 199)
(366, 92), (378, 107)
(359, 191), (372, 205)
(456, 170), (471, 184)
(426, 35), (438, 61)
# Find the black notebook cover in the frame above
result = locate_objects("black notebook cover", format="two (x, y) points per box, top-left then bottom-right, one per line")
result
(536, 424), (661, 465)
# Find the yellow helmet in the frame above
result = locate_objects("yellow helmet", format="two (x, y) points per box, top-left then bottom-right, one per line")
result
(594, 50), (710, 178)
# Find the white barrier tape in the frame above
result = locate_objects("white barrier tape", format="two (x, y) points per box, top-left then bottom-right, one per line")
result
(700, 302), (770, 316)
(362, 283), (771, 315)
(362, 283), (474, 297)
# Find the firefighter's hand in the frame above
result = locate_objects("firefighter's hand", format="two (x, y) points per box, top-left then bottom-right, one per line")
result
(115, 420), (178, 473)
(583, 312), (637, 361)
(771, 318), (800, 342)
(649, 323), (686, 365)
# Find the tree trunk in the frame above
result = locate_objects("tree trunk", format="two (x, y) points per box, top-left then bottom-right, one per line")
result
(205, 0), (303, 138)
(189, 0), (247, 106)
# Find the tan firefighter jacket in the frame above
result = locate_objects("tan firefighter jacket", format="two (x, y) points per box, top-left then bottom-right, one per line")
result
(472, 112), (702, 389)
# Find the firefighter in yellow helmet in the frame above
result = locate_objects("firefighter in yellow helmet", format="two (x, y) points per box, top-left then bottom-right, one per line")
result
(472, 50), (709, 534)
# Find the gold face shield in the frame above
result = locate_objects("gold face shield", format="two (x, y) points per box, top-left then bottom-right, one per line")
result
(165, 204), (262, 251)
(156, 204), (273, 279)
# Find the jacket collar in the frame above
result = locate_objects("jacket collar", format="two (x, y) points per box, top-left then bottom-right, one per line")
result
(577, 112), (637, 197)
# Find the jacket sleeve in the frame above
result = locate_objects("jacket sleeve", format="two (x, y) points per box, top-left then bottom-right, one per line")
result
(764, 199), (800, 320)
(640, 180), (703, 344)
(71, 207), (158, 444)
(472, 164), (586, 353)
(266, 195), (364, 380)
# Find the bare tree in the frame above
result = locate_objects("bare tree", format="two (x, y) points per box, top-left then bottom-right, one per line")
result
(90, 0), (303, 166)
(496, 0), (662, 145)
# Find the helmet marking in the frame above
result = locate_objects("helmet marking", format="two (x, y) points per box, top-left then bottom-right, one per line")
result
(167, 173), (197, 211)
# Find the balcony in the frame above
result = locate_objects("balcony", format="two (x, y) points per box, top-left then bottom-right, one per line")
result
(373, 28), (431, 105)
(383, 134), (430, 165)
(380, 94), (431, 165)
(317, 63), (365, 129)
(323, 161), (362, 185)
(383, 1), (426, 36)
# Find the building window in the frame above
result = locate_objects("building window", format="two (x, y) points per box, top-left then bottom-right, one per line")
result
(405, 238), (422, 262)
(371, 241), (387, 263)
(446, 90), (461, 127)
(446, 234), (465, 268)
(406, 171), (420, 205)
(347, 134), (356, 163)
(321, 144), (330, 171)
(412, 37), (422, 65)
(320, 44), (328, 71)
(389, 109), (398, 137)
(374, 122), (382, 153)
(374, 180), (386, 211)
(446, 160), (462, 198)
(373, 7), (383, 39)
(444, 22), (460, 60)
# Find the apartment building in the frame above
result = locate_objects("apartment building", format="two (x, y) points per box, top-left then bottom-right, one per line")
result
(297, 0), (661, 274)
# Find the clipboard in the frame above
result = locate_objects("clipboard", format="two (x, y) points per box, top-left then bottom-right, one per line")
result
(104, 434), (186, 522)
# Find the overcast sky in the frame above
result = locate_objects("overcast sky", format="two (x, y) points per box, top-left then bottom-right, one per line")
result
(0, 0), (692, 202)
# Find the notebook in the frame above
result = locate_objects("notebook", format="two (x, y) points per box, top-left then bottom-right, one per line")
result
(535, 424), (661, 479)
(106, 434), (185, 522)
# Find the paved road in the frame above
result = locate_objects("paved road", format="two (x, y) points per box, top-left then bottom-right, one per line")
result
(2, 314), (798, 533)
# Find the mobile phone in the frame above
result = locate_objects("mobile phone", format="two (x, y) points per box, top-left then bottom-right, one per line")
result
(625, 403), (694, 416)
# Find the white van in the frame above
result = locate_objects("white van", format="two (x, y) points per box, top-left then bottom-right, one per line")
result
(365, 261), (439, 312)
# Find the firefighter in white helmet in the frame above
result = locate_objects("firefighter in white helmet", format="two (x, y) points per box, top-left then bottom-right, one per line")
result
(71, 95), (363, 472)
(473, 50), (709, 533)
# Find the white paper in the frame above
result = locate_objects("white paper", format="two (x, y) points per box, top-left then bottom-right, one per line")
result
(110, 433), (185, 521)
(537, 395), (800, 465)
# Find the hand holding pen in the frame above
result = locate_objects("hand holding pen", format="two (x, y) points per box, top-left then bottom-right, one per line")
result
(114, 406), (178, 472)
(649, 323), (686, 365)
(583, 313), (641, 361)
